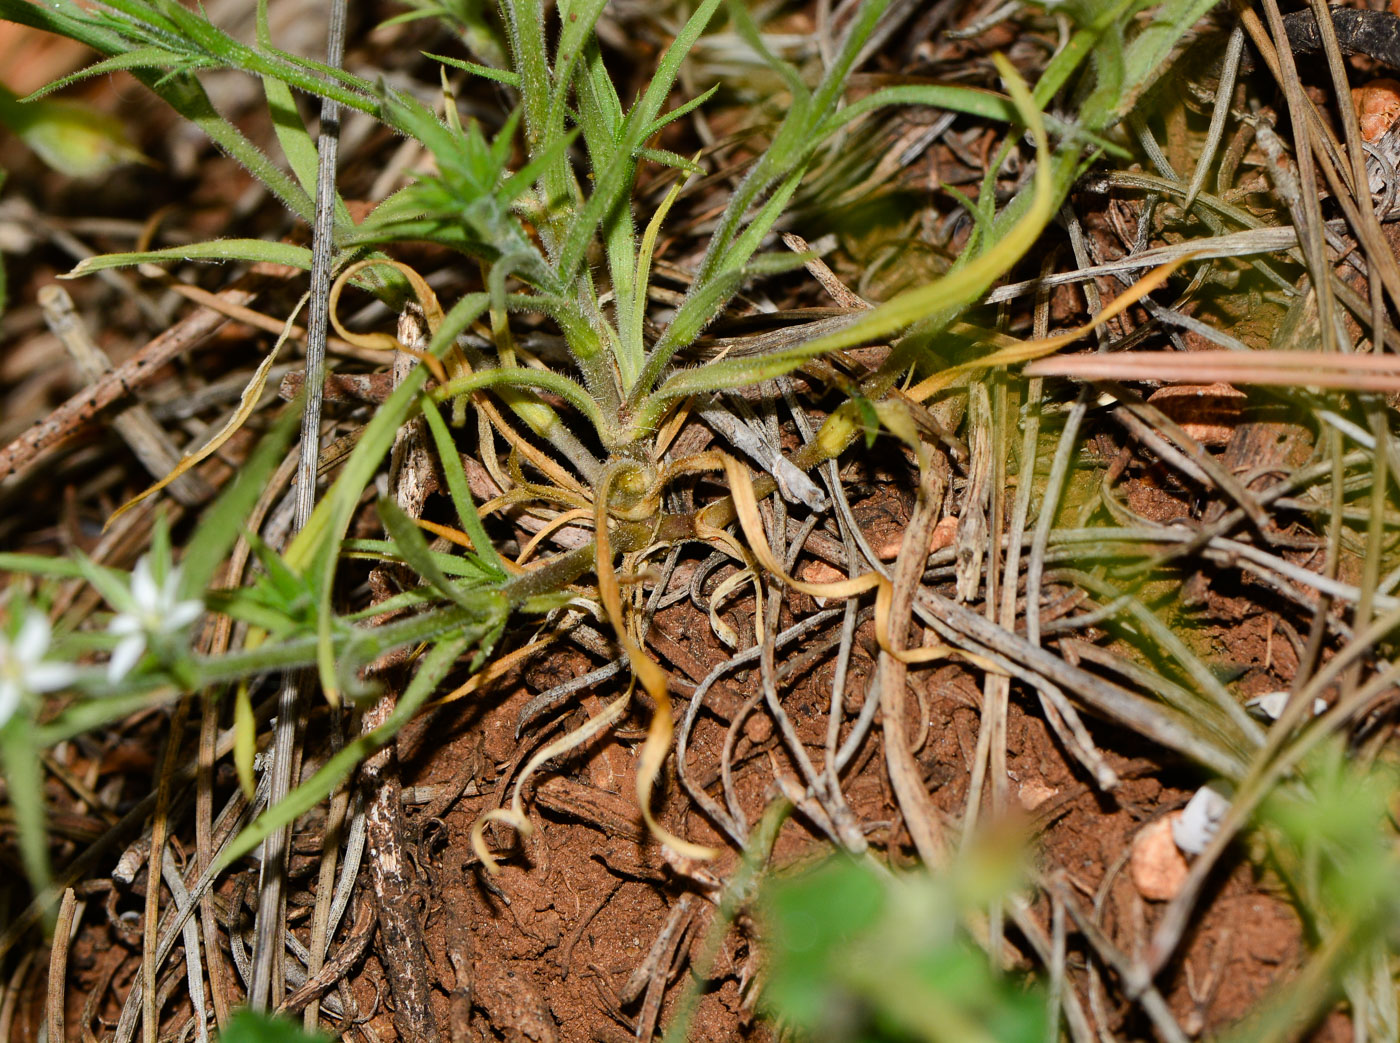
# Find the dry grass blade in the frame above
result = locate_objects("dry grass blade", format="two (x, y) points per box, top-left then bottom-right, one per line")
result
(44, 888), (77, 1043)
(1027, 349), (1400, 392)
(983, 228), (1297, 305)
(247, 0), (347, 1009)
(878, 464), (949, 868)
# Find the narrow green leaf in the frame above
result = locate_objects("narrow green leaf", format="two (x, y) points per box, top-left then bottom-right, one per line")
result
(808, 0), (893, 115)
(261, 74), (354, 229)
(233, 684), (257, 798)
(223, 1009), (330, 1043)
(64, 239), (314, 277)
(0, 553), (90, 580)
(178, 391), (304, 600)
(419, 396), (505, 577)
(343, 540), (496, 579)
(501, 127), (580, 210)
(16, 48), (198, 102)
(503, 0), (551, 151)
(376, 497), (481, 609)
(1117, 0), (1223, 122)
(73, 554), (138, 615)
(724, 0), (808, 105)
(216, 628), (482, 870)
(424, 52), (521, 87)
(632, 147), (704, 175)
(1, 717), (51, 897)
(247, 532), (307, 603)
(640, 83), (718, 140)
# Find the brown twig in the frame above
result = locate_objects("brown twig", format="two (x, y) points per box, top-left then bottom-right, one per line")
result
(357, 307), (444, 1042)
(141, 696), (194, 1043)
(39, 284), (214, 506)
(45, 888), (78, 1043)
(277, 897), (377, 1016)
(558, 879), (622, 982)
(0, 266), (276, 483)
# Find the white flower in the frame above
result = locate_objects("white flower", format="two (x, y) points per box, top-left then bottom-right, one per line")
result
(0, 614), (78, 726)
(106, 557), (204, 682)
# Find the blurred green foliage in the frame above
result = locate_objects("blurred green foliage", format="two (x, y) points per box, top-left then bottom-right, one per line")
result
(222, 1009), (331, 1043)
(761, 856), (1045, 1043)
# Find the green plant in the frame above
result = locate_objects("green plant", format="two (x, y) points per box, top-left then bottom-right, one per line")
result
(761, 851), (1044, 1043)
(0, 0), (1221, 932)
(222, 1008), (331, 1043)
(0, 82), (147, 177)
(4, 0), (1321, 1038)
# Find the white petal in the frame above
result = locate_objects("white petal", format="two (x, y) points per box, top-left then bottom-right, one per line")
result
(27, 662), (77, 692)
(0, 680), (20, 727)
(108, 613), (142, 637)
(130, 557), (158, 611)
(14, 614), (52, 665)
(108, 635), (147, 683)
(166, 600), (204, 630)
(1173, 785), (1231, 856)
(159, 567), (186, 611)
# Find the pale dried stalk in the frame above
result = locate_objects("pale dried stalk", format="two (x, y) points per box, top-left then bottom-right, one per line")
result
(1027, 349), (1400, 391)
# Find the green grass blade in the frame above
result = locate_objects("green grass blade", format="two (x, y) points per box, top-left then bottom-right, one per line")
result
(1, 717), (52, 897)
(215, 627), (484, 870)
(261, 75), (354, 230)
(18, 48), (198, 100)
(64, 240), (314, 277)
(177, 390), (305, 600)
(0, 554), (91, 580)
(420, 397), (506, 577)
(376, 496), (482, 609)
(641, 83), (718, 140)
(425, 52), (522, 87)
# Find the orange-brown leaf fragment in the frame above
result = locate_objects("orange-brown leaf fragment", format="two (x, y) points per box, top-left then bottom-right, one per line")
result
(1352, 78), (1400, 142)
(1130, 815), (1190, 901)
(1146, 382), (1246, 447)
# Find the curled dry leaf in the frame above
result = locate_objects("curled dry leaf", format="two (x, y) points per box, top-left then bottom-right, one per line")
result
(1145, 382), (1246, 447)
(1351, 78), (1400, 142)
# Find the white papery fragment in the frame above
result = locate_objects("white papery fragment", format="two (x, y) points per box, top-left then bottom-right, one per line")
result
(1245, 691), (1328, 722)
(1172, 784), (1232, 856)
